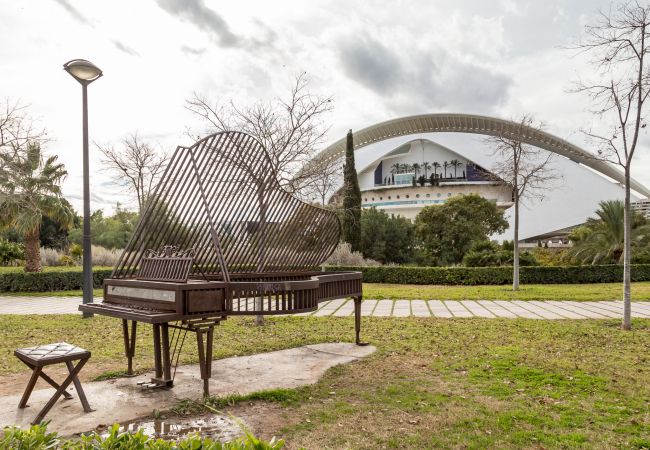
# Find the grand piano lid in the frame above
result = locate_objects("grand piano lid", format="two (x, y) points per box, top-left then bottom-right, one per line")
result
(110, 131), (341, 281)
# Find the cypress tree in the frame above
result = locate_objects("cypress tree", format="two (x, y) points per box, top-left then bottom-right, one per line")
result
(341, 129), (362, 251)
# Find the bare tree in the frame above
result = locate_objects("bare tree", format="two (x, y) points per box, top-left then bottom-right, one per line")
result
(186, 73), (333, 326)
(96, 133), (169, 213)
(296, 153), (342, 206)
(185, 72), (334, 195)
(0, 99), (48, 161)
(485, 115), (560, 291)
(572, 2), (650, 329)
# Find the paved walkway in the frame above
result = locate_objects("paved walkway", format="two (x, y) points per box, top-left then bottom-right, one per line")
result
(1, 296), (650, 319)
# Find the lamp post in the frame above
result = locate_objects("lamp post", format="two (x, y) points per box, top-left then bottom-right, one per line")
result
(64, 59), (102, 318)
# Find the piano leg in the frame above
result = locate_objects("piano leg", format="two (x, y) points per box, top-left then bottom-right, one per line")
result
(354, 296), (369, 346)
(150, 323), (174, 388)
(122, 319), (137, 376)
(196, 326), (215, 397)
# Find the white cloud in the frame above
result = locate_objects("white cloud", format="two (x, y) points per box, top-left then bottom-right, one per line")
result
(0, 0), (649, 217)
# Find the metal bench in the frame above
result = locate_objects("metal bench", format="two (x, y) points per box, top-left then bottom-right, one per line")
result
(14, 342), (93, 424)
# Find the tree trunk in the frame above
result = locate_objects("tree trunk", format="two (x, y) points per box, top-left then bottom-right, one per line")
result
(622, 166), (632, 330)
(24, 228), (42, 273)
(513, 197), (520, 291)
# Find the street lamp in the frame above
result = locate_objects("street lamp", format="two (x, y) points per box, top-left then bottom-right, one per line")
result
(64, 59), (102, 318)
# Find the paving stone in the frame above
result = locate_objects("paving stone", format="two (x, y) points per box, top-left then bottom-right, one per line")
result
(477, 300), (518, 318)
(443, 301), (474, 317)
(556, 301), (610, 318)
(332, 299), (355, 317)
(313, 298), (346, 317)
(528, 301), (584, 319)
(565, 301), (620, 318)
(492, 300), (542, 319)
(460, 300), (495, 318)
(410, 300), (431, 317)
(372, 300), (394, 317)
(540, 301), (592, 319)
(392, 300), (411, 317)
(511, 301), (565, 319)
(427, 300), (453, 317)
(360, 299), (378, 315)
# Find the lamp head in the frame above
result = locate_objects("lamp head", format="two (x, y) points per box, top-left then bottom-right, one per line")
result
(63, 59), (102, 85)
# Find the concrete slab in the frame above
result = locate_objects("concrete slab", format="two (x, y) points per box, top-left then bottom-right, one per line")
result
(332, 300), (354, 317)
(360, 299), (378, 315)
(313, 298), (346, 317)
(427, 300), (453, 318)
(443, 301), (473, 318)
(410, 300), (431, 317)
(477, 300), (517, 318)
(493, 301), (542, 319)
(392, 300), (411, 317)
(556, 301), (608, 318)
(537, 301), (587, 319)
(460, 300), (495, 318)
(0, 343), (375, 436)
(372, 300), (394, 317)
(511, 301), (564, 319)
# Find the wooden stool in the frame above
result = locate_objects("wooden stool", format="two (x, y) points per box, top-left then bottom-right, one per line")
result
(14, 342), (93, 424)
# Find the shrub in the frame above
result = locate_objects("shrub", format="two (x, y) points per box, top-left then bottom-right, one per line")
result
(1, 421), (285, 449)
(40, 247), (67, 267)
(0, 267), (112, 292)
(462, 240), (538, 267)
(91, 245), (121, 267)
(0, 239), (24, 265)
(325, 243), (380, 267)
(325, 264), (650, 285)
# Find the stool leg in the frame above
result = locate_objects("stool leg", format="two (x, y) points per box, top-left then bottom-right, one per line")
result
(19, 367), (41, 408)
(65, 360), (93, 412)
(22, 361), (73, 400)
(32, 358), (87, 424)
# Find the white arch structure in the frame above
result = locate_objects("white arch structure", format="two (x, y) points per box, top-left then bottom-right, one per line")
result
(315, 113), (650, 197)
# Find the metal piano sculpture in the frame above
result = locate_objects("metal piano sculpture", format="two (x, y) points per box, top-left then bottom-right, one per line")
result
(80, 131), (364, 396)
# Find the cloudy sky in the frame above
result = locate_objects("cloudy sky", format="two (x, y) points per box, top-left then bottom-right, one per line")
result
(1, 0), (649, 213)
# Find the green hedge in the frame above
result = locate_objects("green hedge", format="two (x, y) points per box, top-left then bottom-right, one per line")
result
(325, 264), (650, 285)
(0, 268), (112, 292)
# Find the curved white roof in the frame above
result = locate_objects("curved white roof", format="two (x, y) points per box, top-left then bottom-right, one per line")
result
(316, 113), (650, 197)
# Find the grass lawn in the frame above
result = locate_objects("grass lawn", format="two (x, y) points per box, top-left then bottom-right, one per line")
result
(1, 314), (649, 448)
(3, 282), (650, 301)
(365, 282), (650, 301)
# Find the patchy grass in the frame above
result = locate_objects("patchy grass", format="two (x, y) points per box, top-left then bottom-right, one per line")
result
(364, 282), (650, 301)
(2, 314), (649, 448)
(3, 282), (650, 301)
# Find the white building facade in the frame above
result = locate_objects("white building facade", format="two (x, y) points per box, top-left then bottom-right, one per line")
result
(358, 139), (512, 220)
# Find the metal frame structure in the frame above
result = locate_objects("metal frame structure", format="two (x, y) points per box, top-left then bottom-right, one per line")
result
(80, 131), (364, 397)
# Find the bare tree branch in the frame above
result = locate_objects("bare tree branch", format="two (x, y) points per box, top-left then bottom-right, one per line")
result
(96, 133), (169, 212)
(185, 72), (334, 195)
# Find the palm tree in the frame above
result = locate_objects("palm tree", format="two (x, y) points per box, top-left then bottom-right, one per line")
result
(443, 161), (450, 178)
(569, 200), (650, 264)
(390, 163), (400, 174)
(432, 162), (440, 178)
(0, 143), (74, 272)
(412, 163), (421, 177)
(422, 162), (432, 177)
(450, 159), (461, 178)
(399, 163), (410, 173)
